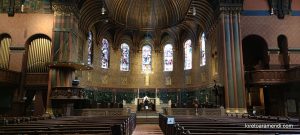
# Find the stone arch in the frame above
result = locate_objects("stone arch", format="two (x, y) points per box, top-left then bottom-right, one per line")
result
(277, 34), (289, 69)
(242, 35), (269, 71)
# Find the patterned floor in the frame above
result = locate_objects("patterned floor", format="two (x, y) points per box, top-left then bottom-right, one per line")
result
(132, 124), (164, 135)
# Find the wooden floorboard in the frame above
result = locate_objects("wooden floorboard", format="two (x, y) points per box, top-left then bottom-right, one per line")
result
(133, 124), (164, 135)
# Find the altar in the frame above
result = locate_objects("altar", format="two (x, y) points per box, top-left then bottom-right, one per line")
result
(136, 98), (156, 111)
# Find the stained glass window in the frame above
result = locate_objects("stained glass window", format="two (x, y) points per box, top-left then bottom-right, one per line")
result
(164, 44), (173, 71)
(200, 33), (206, 66)
(120, 43), (130, 71)
(142, 45), (152, 73)
(184, 39), (192, 70)
(101, 38), (109, 69)
(87, 31), (92, 65)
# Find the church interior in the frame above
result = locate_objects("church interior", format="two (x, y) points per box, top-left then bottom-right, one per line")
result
(1, 0), (300, 134)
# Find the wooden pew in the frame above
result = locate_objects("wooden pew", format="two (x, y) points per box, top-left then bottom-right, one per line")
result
(159, 114), (300, 135)
(0, 113), (136, 135)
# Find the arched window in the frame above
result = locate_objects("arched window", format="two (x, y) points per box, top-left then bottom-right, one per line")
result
(142, 45), (152, 73)
(200, 33), (206, 66)
(101, 38), (109, 69)
(277, 35), (289, 69)
(164, 44), (173, 71)
(87, 31), (93, 65)
(120, 43), (130, 71)
(0, 35), (11, 70)
(184, 39), (192, 70)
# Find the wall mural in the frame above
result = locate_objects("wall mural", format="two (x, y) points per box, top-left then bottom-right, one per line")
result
(0, 0), (51, 13)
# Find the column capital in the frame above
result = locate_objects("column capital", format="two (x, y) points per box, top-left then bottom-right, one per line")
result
(220, 3), (243, 14)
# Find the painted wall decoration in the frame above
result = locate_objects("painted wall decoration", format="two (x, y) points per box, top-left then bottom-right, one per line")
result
(0, 0), (51, 13)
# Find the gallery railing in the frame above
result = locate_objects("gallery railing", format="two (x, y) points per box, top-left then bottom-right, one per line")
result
(245, 66), (300, 85)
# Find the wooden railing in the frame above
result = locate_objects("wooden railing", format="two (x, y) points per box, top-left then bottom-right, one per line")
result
(245, 66), (300, 85)
(245, 69), (287, 85)
(0, 69), (20, 85)
(288, 66), (300, 83)
(25, 73), (49, 87)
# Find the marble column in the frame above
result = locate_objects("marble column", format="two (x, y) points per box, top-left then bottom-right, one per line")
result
(220, 7), (246, 113)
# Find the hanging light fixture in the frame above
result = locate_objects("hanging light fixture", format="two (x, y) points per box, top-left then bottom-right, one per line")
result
(192, 7), (196, 16)
(101, 1), (106, 15)
(101, 7), (106, 15)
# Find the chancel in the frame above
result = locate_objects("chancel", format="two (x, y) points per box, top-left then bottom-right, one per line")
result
(1, 0), (300, 134)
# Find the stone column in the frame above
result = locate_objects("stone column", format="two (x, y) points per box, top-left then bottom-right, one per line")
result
(219, 4), (246, 113)
(47, 1), (81, 115)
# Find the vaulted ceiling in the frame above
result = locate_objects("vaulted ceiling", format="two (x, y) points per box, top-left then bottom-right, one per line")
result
(79, 0), (220, 33)
(74, 0), (247, 49)
(104, 0), (192, 30)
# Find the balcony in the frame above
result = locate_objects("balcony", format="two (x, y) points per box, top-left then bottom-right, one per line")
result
(245, 66), (300, 86)
(25, 73), (49, 87)
(245, 70), (287, 85)
(0, 69), (20, 86)
(288, 66), (300, 83)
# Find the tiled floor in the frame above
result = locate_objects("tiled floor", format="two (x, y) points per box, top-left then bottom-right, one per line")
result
(132, 124), (164, 135)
